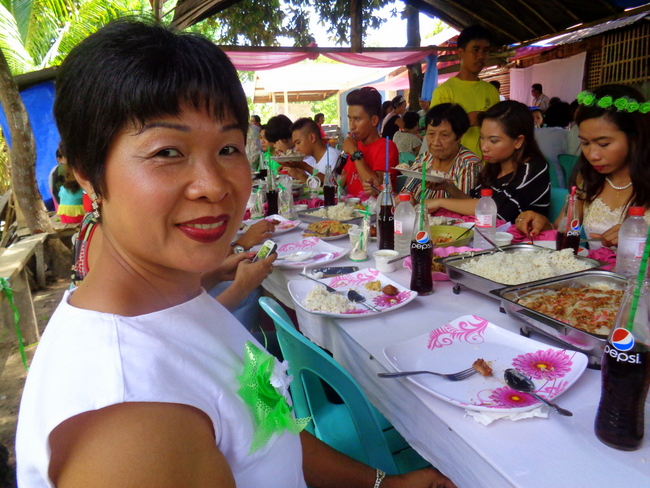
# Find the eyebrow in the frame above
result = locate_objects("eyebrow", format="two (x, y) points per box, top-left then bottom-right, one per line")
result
(578, 136), (612, 141)
(141, 121), (243, 134)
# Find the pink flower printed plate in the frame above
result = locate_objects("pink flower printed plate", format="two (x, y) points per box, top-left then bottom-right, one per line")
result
(274, 237), (348, 268)
(288, 268), (417, 317)
(383, 315), (588, 412)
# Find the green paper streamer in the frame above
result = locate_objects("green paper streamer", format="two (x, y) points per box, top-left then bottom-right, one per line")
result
(238, 341), (310, 453)
(0, 278), (29, 371)
(626, 226), (650, 331)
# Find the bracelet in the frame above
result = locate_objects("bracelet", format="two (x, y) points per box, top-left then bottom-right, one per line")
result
(374, 469), (386, 488)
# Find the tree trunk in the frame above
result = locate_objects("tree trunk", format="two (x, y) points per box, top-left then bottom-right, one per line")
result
(350, 0), (363, 53)
(405, 6), (423, 111)
(0, 48), (71, 279)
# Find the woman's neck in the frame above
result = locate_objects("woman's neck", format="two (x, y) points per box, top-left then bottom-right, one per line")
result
(498, 159), (515, 178)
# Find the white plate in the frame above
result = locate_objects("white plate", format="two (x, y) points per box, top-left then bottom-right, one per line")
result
(272, 155), (306, 162)
(288, 269), (417, 317)
(398, 168), (453, 183)
(275, 237), (348, 268)
(301, 232), (348, 241)
(383, 315), (588, 412)
(238, 215), (300, 235)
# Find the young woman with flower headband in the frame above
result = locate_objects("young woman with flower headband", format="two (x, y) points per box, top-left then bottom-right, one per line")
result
(16, 20), (455, 488)
(515, 84), (650, 249)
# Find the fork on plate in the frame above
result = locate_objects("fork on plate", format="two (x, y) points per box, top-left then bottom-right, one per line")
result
(377, 366), (478, 381)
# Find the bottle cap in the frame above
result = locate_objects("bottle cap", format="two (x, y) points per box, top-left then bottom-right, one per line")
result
(480, 189), (493, 197)
(399, 193), (410, 201)
(629, 206), (645, 216)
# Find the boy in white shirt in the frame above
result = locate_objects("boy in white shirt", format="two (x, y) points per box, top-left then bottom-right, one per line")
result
(286, 117), (341, 183)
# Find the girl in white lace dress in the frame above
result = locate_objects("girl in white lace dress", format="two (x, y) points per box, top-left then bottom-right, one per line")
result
(515, 84), (650, 249)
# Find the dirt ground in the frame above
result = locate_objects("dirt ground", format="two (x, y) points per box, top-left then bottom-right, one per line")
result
(0, 279), (69, 487)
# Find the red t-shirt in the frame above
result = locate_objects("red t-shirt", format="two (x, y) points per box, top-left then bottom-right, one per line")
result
(343, 137), (399, 197)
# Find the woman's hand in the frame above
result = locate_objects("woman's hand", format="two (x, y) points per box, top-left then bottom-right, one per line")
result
(591, 224), (621, 248)
(425, 199), (442, 213)
(231, 254), (276, 295)
(384, 468), (457, 488)
(515, 211), (552, 237)
(238, 220), (275, 250)
(204, 252), (252, 287)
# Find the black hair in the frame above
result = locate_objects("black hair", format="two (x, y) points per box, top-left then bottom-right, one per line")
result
(425, 103), (470, 140)
(477, 100), (545, 186)
(489, 80), (500, 91)
(391, 95), (406, 109)
(544, 102), (572, 128)
(265, 114), (293, 143)
(402, 111), (420, 130)
(251, 114), (261, 124)
(291, 117), (322, 140)
(575, 84), (650, 209)
(457, 25), (492, 50)
(314, 113), (324, 123)
(346, 87), (382, 119)
(532, 83), (543, 93)
(54, 18), (248, 199)
(381, 100), (393, 118)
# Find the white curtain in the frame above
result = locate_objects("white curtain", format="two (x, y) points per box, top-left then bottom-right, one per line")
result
(509, 51), (587, 105)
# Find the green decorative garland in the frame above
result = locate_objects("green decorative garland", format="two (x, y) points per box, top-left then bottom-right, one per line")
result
(0, 278), (29, 371)
(576, 90), (650, 114)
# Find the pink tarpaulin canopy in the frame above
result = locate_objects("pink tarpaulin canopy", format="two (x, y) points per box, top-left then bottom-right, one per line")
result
(223, 49), (437, 71)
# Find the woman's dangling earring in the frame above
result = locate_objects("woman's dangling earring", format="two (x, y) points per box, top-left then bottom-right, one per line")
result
(90, 192), (101, 219)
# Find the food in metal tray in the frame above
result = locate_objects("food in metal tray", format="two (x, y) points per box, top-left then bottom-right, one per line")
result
(516, 284), (624, 336)
(303, 220), (351, 238)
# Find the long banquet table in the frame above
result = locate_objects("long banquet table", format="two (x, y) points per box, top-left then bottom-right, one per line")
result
(261, 221), (650, 488)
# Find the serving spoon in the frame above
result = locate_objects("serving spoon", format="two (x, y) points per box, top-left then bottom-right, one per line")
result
(504, 369), (573, 416)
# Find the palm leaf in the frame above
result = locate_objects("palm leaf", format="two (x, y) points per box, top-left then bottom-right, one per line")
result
(0, 3), (34, 73)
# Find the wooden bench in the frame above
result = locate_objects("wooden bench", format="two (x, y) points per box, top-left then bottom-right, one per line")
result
(0, 233), (48, 345)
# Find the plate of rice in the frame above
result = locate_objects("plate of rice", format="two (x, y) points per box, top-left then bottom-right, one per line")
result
(274, 237), (348, 268)
(288, 268), (417, 317)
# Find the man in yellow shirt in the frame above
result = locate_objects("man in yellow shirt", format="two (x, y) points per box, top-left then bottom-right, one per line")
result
(431, 25), (500, 157)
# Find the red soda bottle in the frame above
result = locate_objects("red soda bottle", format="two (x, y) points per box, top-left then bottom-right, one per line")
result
(555, 186), (581, 254)
(595, 278), (650, 450)
(410, 205), (433, 295)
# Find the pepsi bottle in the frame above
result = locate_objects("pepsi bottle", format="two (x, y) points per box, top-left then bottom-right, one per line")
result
(595, 278), (650, 451)
(410, 206), (433, 295)
(377, 184), (395, 250)
(556, 186), (581, 254)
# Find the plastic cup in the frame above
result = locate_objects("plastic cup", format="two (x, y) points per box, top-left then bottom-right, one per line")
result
(373, 250), (399, 273)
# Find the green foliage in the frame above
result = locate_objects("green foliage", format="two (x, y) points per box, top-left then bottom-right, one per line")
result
(309, 96), (338, 124)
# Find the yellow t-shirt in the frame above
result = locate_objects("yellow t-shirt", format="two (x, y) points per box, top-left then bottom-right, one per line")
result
(431, 77), (500, 157)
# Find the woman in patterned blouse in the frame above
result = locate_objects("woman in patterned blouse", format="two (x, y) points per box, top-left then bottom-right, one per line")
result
(401, 103), (482, 203)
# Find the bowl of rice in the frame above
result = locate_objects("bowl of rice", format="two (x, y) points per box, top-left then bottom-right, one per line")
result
(429, 225), (473, 247)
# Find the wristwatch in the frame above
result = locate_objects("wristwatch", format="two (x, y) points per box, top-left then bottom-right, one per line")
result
(231, 242), (246, 254)
(351, 150), (364, 161)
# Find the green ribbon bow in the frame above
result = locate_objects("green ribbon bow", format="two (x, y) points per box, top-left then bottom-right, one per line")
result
(0, 278), (29, 371)
(238, 341), (310, 453)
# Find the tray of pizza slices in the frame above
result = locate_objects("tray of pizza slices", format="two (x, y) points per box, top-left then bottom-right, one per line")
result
(491, 269), (627, 364)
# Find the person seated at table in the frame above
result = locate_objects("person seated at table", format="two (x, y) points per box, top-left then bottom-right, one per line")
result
(393, 111), (422, 156)
(515, 84), (650, 249)
(401, 103), (481, 202)
(381, 95), (407, 140)
(425, 100), (550, 223)
(286, 117), (341, 184)
(265, 114), (316, 169)
(16, 19), (455, 488)
(531, 108), (544, 128)
(340, 87), (399, 197)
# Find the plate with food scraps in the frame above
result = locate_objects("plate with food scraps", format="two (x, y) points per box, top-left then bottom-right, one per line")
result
(274, 237), (348, 268)
(238, 214), (300, 235)
(288, 268), (417, 318)
(383, 314), (588, 412)
(398, 168), (453, 183)
(272, 154), (306, 162)
(301, 220), (351, 241)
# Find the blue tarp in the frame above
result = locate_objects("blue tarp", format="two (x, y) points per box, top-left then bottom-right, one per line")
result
(0, 81), (59, 210)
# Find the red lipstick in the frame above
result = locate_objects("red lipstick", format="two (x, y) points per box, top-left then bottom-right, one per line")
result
(177, 216), (228, 243)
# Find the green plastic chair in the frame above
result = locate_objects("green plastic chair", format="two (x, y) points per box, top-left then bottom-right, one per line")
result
(558, 154), (579, 186)
(399, 152), (416, 166)
(547, 158), (565, 189)
(258, 297), (429, 475)
(549, 187), (569, 223)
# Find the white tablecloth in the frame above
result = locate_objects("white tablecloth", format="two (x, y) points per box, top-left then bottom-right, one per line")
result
(262, 223), (650, 488)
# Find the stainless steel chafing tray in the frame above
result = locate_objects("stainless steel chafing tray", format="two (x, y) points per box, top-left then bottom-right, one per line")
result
(296, 207), (363, 226)
(440, 243), (604, 298)
(491, 269), (627, 365)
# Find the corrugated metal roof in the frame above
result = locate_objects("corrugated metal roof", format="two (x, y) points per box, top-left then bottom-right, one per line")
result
(539, 12), (649, 45)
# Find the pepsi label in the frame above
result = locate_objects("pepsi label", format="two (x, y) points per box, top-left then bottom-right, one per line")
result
(611, 328), (635, 351)
(415, 230), (429, 244)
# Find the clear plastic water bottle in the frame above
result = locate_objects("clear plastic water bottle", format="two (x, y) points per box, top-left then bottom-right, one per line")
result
(474, 188), (497, 249)
(615, 207), (648, 278)
(394, 194), (415, 255)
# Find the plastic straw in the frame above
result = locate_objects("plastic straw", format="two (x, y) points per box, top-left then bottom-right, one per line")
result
(627, 225), (650, 331)
(385, 137), (389, 173)
(420, 159), (426, 229)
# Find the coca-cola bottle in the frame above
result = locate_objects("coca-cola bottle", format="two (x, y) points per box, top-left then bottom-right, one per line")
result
(556, 186), (581, 254)
(410, 205), (433, 295)
(595, 278), (650, 451)
(323, 157), (336, 206)
(377, 184), (395, 250)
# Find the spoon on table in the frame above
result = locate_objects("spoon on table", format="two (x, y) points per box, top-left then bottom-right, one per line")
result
(347, 289), (380, 312)
(504, 369), (573, 416)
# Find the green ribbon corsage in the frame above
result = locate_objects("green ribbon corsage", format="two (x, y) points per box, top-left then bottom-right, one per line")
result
(238, 341), (310, 453)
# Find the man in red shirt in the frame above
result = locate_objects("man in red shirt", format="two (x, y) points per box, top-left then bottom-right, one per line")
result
(340, 87), (399, 197)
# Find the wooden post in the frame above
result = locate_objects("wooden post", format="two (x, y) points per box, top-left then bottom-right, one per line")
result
(350, 0), (363, 53)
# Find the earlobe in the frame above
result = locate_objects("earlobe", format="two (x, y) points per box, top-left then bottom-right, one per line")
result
(515, 135), (525, 150)
(371, 115), (380, 128)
